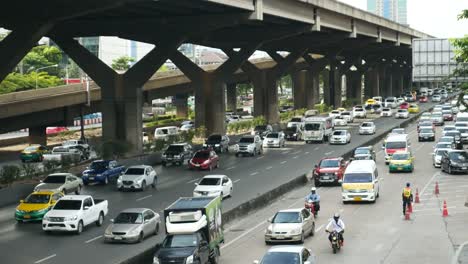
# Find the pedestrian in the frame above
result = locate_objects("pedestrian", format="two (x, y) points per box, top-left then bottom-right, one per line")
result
(402, 182), (413, 215)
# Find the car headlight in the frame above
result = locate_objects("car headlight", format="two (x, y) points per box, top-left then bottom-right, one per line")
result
(185, 255), (194, 264)
(43, 216), (51, 221)
(215, 144), (220, 147)
(117, 176), (122, 183)
(34, 208), (49, 214)
(290, 227), (302, 235)
(65, 215), (78, 221)
(153, 257), (160, 264)
(129, 228), (140, 235)
(202, 160), (210, 165)
(96, 174), (102, 177)
(105, 226), (113, 235)
(162, 154), (167, 158)
(82, 172), (88, 176)
(293, 133), (297, 136)
(451, 162), (460, 167)
(174, 155), (181, 159)
(266, 226), (273, 234)
(203, 144), (207, 147)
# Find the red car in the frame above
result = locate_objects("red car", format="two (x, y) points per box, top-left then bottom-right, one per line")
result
(189, 149), (219, 170)
(46, 127), (68, 135)
(313, 157), (348, 186)
(400, 102), (410, 109)
(419, 96), (428, 103)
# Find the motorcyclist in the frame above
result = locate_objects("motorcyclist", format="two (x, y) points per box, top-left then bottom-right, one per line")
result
(325, 213), (345, 245)
(305, 187), (320, 212)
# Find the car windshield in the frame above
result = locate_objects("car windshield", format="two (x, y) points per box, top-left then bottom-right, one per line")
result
(290, 118), (302, 122)
(333, 131), (345, 136)
(24, 194), (50, 204)
(341, 112), (350, 116)
(52, 147), (68, 153)
(355, 109), (363, 112)
(449, 152), (468, 161)
(446, 132), (460, 138)
(457, 117), (468, 122)
(361, 123), (373, 127)
(53, 200), (82, 210)
(386, 99), (395, 102)
(444, 127), (455, 131)
(331, 111), (340, 114)
(355, 149), (370, 155)
(440, 137), (454, 142)
(125, 168), (145, 175)
(260, 252), (300, 264)
(436, 150), (448, 156)
(239, 137), (254, 143)
(443, 110), (452, 114)
(43, 175), (66, 184)
(255, 125), (267, 131)
(420, 129), (433, 133)
(272, 212), (301, 223)
(304, 123), (320, 130)
(437, 143), (452, 148)
(383, 108), (390, 112)
(372, 105), (381, 109)
(320, 159), (339, 167)
(207, 135), (222, 143)
(163, 234), (198, 248)
(458, 128), (468, 133)
(343, 173), (373, 183)
(199, 178), (221, 186)
(90, 161), (108, 170)
(392, 129), (404, 134)
(392, 153), (410, 160)
(166, 145), (184, 153)
(386, 142), (406, 149)
(114, 212), (143, 224)
(266, 133), (279, 138)
(194, 151), (210, 159)
(397, 110), (406, 113)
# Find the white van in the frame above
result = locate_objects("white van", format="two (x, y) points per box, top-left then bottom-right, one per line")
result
(154, 126), (179, 141)
(341, 160), (380, 203)
(372, 96), (383, 103)
(384, 97), (397, 108)
(384, 134), (410, 164)
(303, 116), (334, 143)
(456, 112), (468, 123)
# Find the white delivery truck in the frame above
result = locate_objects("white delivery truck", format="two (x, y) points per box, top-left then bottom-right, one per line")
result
(303, 116), (334, 143)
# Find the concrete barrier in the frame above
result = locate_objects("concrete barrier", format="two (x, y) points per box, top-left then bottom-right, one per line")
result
(0, 182), (39, 207)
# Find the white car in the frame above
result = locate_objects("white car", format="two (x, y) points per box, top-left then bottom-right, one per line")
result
(433, 148), (451, 168)
(432, 95), (442, 102)
(193, 175), (233, 198)
(253, 246), (315, 264)
(264, 208), (315, 244)
(287, 117), (304, 128)
(340, 111), (354, 123)
(384, 97), (397, 108)
(397, 97), (405, 104)
(442, 125), (456, 136)
(180, 123), (194, 131)
(263, 132), (285, 148)
(329, 110), (341, 118)
(395, 109), (409, 119)
(359, 122), (376, 135)
(333, 116), (348, 126)
(380, 108), (393, 117)
(329, 130), (351, 144)
(117, 165), (157, 191)
(353, 108), (367, 118)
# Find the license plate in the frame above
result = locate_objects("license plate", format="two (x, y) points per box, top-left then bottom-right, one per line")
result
(424, 137), (428, 139)
(276, 235), (285, 239)
(398, 167), (403, 170)
(194, 164), (200, 167)
(322, 176), (330, 180)
(463, 167), (467, 170)
(354, 197), (362, 201)
(114, 236), (122, 240)
(24, 215), (31, 219)
(89, 177), (94, 180)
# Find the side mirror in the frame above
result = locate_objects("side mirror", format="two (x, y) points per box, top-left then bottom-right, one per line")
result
(381, 146), (385, 150)
(267, 218), (272, 223)
(194, 183), (198, 186)
(110, 219), (114, 223)
(19, 200), (24, 203)
(304, 261), (312, 264)
(222, 183), (227, 186)
(253, 261), (260, 264)
(51, 200), (56, 204)
(144, 219), (151, 224)
(314, 165), (318, 168)
(84, 206), (90, 210)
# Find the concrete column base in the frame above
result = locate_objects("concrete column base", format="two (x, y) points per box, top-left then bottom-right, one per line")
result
(253, 70), (279, 124)
(322, 69), (331, 106)
(174, 94), (189, 119)
(194, 75), (226, 135)
(292, 70), (307, 109)
(226, 84), (237, 112)
(28, 126), (47, 146)
(309, 70), (320, 107)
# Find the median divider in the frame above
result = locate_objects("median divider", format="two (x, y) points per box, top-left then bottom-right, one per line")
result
(119, 101), (445, 264)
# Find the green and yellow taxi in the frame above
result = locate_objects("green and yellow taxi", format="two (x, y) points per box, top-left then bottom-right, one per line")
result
(408, 104), (420, 113)
(15, 191), (63, 222)
(389, 151), (414, 173)
(20, 145), (48, 162)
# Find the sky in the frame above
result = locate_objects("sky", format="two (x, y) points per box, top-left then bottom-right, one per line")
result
(338, 0), (468, 38)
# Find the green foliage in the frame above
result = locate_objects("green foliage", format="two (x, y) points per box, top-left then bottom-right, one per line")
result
(195, 126), (207, 138)
(342, 98), (361, 108)
(0, 165), (21, 186)
(238, 83), (253, 96)
(0, 72), (64, 94)
(153, 139), (167, 152)
(180, 130), (195, 143)
(111, 56), (136, 71)
(21, 163), (39, 180)
(458, 9), (468, 20)
(43, 160), (61, 174)
(227, 116), (267, 134)
(97, 140), (132, 159)
(60, 156), (74, 169)
(314, 104), (332, 113)
(21, 46), (62, 76)
(452, 9), (468, 63)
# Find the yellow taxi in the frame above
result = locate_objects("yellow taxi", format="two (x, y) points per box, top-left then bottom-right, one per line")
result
(15, 190), (64, 222)
(20, 144), (48, 162)
(336, 107), (346, 113)
(365, 98), (376, 106)
(408, 104), (420, 113)
(389, 151), (414, 173)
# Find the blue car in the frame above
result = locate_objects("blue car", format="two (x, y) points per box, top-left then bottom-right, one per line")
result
(82, 160), (125, 185)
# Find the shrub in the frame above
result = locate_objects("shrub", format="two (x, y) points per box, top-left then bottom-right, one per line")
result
(180, 130), (195, 143)
(252, 116), (266, 126)
(195, 126), (207, 138)
(153, 139), (167, 152)
(0, 165), (21, 186)
(21, 163), (39, 180)
(61, 155), (74, 169)
(43, 160), (60, 174)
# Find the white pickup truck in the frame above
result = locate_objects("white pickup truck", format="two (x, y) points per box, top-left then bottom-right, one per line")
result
(42, 195), (108, 234)
(42, 146), (82, 163)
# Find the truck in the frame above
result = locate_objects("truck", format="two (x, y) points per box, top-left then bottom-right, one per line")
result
(153, 196), (223, 264)
(235, 135), (263, 157)
(303, 116), (334, 143)
(42, 195), (108, 234)
(81, 160), (125, 185)
(62, 139), (91, 159)
(42, 146), (82, 163)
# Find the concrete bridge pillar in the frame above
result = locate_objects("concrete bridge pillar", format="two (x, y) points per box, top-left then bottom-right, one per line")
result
(174, 94), (189, 118)
(292, 70), (307, 109)
(226, 83), (237, 112)
(308, 69), (320, 107)
(28, 126), (47, 146)
(367, 67), (380, 98)
(322, 69), (331, 105)
(346, 71), (362, 103)
(329, 64), (342, 108)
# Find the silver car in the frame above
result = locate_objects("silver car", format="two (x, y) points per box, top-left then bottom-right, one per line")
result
(34, 173), (83, 194)
(104, 208), (160, 243)
(433, 148), (451, 168)
(265, 208), (315, 244)
(263, 132), (285, 148)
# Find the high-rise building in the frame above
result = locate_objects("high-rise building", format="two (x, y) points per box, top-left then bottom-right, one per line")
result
(367, 0), (407, 25)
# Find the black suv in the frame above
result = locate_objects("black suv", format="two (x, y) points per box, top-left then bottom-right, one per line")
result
(284, 126), (302, 141)
(204, 134), (230, 153)
(441, 150), (468, 174)
(162, 143), (193, 166)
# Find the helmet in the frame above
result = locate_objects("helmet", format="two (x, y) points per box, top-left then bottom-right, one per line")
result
(311, 187), (317, 192)
(334, 213), (340, 218)
(406, 182), (411, 187)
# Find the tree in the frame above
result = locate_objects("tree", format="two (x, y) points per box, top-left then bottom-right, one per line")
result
(0, 72), (63, 94)
(20, 46), (62, 76)
(451, 9), (468, 107)
(111, 56), (135, 71)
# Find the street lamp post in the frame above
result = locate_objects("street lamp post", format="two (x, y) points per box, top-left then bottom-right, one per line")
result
(28, 64), (59, 89)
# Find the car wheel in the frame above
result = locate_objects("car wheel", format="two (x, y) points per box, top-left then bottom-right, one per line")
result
(448, 166), (452, 174)
(141, 181), (146, 191)
(75, 185), (82, 195)
(162, 161), (167, 167)
(210, 246), (220, 264)
(252, 149), (256, 157)
(138, 232), (144, 243)
(96, 212), (104, 226)
(63, 188), (67, 194)
(235, 153), (239, 157)
(104, 177), (109, 185)
(76, 221), (84, 235)
(151, 178), (156, 188)
(299, 232), (305, 244)
(310, 223), (315, 236)
(154, 223), (160, 236)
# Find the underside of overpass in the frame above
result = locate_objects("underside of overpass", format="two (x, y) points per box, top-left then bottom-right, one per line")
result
(0, 0), (430, 154)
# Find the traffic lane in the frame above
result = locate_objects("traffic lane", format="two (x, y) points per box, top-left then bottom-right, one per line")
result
(220, 119), (452, 264)
(0, 102), (442, 264)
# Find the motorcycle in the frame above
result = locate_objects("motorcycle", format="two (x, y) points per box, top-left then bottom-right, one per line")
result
(305, 199), (319, 217)
(328, 230), (342, 254)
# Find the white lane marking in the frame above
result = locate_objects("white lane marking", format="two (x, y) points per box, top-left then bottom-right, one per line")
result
(292, 151), (302, 154)
(315, 224), (324, 233)
(314, 147), (319, 150)
(419, 172), (439, 196)
(136, 195), (152, 201)
(250, 172), (259, 176)
(187, 178), (200, 184)
(85, 235), (103, 244)
(413, 206), (456, 212)
(221, 221), (267, 249)
(266, 166), (273, 170)
(256, 156), (264, 160)
(280, 161), (287, 164)
(282, 151), (290, 154)
(226, 166), (236, 170)
(35, 254), (57, 264)
(293, 156), (299, 159)
(325, 151), (334, 155)
(375, 243), (384, 251)
(233, 179), (241, 183)
(305, 152), (310, 154)
(452, 240), (468, 264)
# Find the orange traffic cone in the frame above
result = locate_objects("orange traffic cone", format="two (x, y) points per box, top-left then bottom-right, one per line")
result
(405, 210), (411, 220)
(415, 188), (420, 203)
(407, 203), (413, 213)
(442, 200), (449, 217)
(435, 182), (440, 195)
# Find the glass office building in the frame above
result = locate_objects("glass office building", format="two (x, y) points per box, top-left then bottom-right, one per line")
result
(367, 0), (407, 25)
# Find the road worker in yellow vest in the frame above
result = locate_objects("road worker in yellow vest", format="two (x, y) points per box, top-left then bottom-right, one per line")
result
(402, 182), (413, 215)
